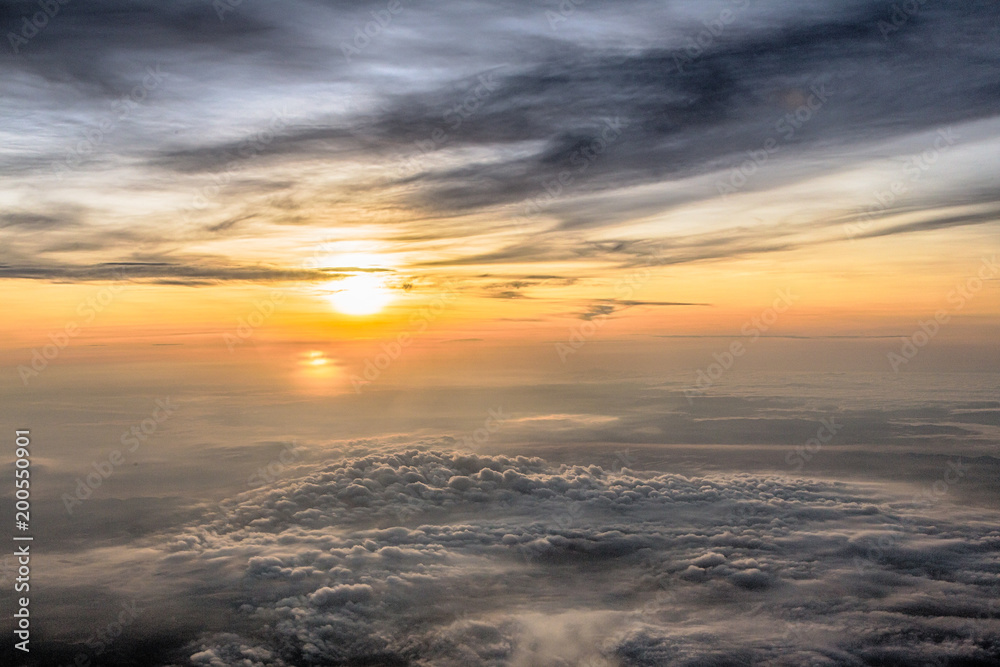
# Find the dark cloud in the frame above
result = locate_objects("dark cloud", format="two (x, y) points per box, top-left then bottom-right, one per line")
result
(0, 211), (80, 229)
(852, 205), (1000, 240)
(575, 298), (709, 321)
(283, 2), (1000, 225)
(0, 260), (347, 283)
(0, 0), (284, 90)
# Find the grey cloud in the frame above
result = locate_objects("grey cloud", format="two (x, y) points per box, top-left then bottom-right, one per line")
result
(3, 0), (999, 276)
(579, 302), (616, 320)
(0, 210), (80, 229)
(851, 205), (1000, 241)
(0, 260), (348, 283)
(373, 3), (999, 218)
(577, 298), (712, 320)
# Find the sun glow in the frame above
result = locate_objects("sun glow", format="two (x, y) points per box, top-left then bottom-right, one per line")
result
(326, 274), (394, 316)
(306, 350), (328, 366)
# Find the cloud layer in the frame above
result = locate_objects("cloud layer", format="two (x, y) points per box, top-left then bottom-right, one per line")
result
(2, 0), (998, 280)
(76, 448), (992, 665)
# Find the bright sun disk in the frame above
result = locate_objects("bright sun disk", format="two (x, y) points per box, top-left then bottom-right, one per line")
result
(326, 274), (393, 316)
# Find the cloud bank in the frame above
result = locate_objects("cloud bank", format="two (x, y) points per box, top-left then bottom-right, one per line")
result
(52, 447), (990, 665)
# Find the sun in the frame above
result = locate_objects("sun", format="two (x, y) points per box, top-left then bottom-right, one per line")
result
(326, 274), (394, 316)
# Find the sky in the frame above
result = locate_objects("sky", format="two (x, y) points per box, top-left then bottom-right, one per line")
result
(1, 0), (999, 665)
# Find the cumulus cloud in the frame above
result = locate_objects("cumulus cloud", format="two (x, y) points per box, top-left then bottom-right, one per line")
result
(94, 448), (1000, 665)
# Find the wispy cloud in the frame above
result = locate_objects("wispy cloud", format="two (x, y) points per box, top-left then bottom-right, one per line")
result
(1, 0), (997, 281)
